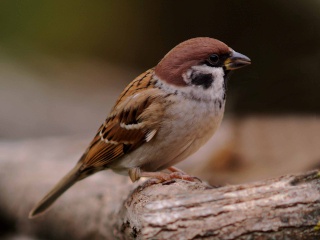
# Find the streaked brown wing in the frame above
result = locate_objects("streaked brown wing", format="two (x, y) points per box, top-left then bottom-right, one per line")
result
(79, 69), (166, 171)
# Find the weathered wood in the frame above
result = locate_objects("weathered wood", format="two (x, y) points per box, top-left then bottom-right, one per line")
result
(0, 137), (320, 239)
(115, 171), (320, 239)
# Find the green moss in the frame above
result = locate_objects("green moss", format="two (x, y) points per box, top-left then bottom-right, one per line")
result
(314, 221), (320, 231)
(290, 170), (320, 186)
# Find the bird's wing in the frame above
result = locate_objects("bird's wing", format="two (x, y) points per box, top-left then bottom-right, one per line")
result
(79, 69), (167, 171)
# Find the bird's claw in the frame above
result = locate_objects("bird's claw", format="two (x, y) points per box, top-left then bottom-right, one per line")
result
(168, 172), (202, 183)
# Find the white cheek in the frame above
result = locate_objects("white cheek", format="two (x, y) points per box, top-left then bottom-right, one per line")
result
(154, 65), (226, 102)
(182, 65), (225, 101)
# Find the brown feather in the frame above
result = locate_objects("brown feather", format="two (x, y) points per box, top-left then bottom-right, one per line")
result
(79, 69), (166, 172)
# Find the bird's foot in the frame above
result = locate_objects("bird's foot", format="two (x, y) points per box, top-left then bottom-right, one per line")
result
(168, 171), (202, 183)
(167, 166), (187, 174)
(128, 167), (201, 184)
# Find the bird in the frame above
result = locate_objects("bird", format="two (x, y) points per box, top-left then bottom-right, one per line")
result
(29, 37), (251, 218)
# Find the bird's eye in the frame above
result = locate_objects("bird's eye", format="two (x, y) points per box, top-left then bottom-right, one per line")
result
(208, 54), (219, 65)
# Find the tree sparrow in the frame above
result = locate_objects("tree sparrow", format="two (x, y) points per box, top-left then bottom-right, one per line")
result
(29, 37), (251, 218)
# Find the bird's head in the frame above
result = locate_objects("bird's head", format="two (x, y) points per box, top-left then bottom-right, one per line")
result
(155, 37), (251, 91)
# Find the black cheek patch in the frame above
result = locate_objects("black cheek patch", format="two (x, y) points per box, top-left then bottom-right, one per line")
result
(191, 73), (213, 89)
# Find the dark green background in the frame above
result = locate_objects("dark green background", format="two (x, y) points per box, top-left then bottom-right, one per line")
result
(0, 0), (319, 114)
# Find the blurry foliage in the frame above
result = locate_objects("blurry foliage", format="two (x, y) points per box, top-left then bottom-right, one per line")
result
(0, 0), (319, 114)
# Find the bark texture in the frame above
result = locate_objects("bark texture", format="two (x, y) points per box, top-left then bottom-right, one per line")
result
(115, 171), (320, 239)
(0, 137), (319, 239)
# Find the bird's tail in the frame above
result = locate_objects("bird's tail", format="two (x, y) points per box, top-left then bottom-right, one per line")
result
(28, 163), (82, 219)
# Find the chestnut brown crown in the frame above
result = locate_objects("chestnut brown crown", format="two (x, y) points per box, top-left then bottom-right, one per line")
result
(155, 37), (231, 86)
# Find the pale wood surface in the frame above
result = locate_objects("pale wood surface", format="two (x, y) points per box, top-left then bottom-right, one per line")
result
(116, 172), (320, 239)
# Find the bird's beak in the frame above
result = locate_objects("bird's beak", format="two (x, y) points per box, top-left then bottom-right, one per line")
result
(224, 50), (251, 70)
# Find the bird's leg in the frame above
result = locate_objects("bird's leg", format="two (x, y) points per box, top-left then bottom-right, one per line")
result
(128, 167), (201, 183)
(168, 172), (202, 182)
(128, 168), (171, 183)
(167, 166), (202, 182)
(167, 166), (187, 174)
(128, 167), (141, 182)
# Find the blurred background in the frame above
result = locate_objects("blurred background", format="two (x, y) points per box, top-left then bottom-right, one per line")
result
(0, 0), (320, 238)
(1, 0), (320, 138)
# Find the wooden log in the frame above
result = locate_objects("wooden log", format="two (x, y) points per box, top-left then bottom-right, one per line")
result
(115, 171), (320, 239)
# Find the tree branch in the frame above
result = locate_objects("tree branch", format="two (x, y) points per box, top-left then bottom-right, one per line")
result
(114, 170), (320, 239)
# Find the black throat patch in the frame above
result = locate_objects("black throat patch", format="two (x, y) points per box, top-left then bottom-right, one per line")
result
(191, 73), (213, 89)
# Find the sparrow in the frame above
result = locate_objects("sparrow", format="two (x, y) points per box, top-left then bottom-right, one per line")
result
(29, 37), (251, 218)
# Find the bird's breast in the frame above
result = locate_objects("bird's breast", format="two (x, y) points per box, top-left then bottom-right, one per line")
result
(164, 95), (225, 148)
(140, 95), (225, 171)
(111, 94), (225, 174)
